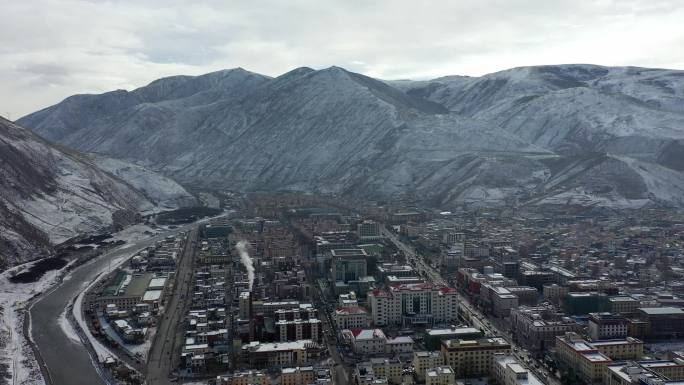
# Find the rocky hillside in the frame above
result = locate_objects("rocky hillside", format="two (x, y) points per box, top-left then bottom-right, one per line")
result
(0, 117), (195, 266)
(18, 64), (684, 209)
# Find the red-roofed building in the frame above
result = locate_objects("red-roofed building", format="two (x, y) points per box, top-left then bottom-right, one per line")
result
(335, 306), (370, 329)
(368, 283), (459, 327)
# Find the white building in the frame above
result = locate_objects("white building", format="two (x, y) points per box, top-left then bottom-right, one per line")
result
(491, 286), (519, 317)
(357, 220), (382, 240)
(426, 366), (455, 385)
(413, 351), (444, 381)
(339, 292), (359, 307)
(492, 354), (544, 385)
(343, 329), (387, 355)
(367, 283), (458, 327)
(385, 336), (414, 354)
(588, 313), (628, 340)
(335, 307), (370, 329)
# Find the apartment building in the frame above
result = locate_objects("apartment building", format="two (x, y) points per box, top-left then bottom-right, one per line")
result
(281, 366), (315, 385)
(440, 337), (511, 377)
(240, 340), (320, 368)
(276, 318), (321, 343)
(591, 338), (644, 360)
(342, 329), (387, 355)
(216, 369), (268, 385)
(492, 354), (544, 385)
(604, 360), (684, 385)
(556, 332), (613, 383)
(412, 351), (444, 382)
(588, 313), (629, 340)
(608, 296), (639, 314)
(357, 220), (382, 240)
(366, 357), (404, 385)
(334, 306), (370, 329)
(367, 283), (458, 327)
(425, 366), (455, 385)
(510, 305), (579, 352)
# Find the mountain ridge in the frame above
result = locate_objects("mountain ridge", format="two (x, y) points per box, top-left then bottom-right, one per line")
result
(16, 64), (684, 210)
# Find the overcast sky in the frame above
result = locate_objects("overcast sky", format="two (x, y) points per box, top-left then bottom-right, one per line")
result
(2, 0), (684, 118)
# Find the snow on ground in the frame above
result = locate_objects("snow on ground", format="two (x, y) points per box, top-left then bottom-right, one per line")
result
(58, 308), (81, 344)
(0, 260), (73, 385)
(109, 223), (159, 244)
(72, 285), (111, 361)
(126, 327), (155, 360)
(536, 187), (650, 209)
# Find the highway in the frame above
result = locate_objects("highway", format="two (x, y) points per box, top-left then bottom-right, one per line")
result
(381, 227), (560, 385)
(145, 227), (197, 384)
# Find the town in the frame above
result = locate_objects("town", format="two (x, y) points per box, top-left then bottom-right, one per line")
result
(79, 193), (684, 385)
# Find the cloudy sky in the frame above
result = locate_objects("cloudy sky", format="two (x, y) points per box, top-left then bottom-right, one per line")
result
(2, 0), (684, 118)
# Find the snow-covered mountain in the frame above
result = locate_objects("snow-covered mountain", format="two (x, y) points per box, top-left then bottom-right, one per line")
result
(0, 117), (195, 266)
(17, 64), (684, 210)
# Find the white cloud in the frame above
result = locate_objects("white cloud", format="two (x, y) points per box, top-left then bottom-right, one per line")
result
(1, 0), (683, 118)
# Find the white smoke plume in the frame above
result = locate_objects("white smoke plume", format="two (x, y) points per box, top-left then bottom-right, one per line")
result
(236, 240), (255, 291)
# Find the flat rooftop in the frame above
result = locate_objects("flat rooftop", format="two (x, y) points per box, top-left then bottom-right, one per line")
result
(639, 307), (684, 316)
(582, 351), (612, 362)
(427, 327), (481, 336)
(330, 249), (368, 258)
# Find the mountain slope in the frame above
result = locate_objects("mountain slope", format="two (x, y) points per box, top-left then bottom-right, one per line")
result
(396, 65), (684, 159)
(0, 117), (195, 266)
(17, 64), (684, 209)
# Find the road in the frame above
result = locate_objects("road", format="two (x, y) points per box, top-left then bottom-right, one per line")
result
(314, 279), (349, 385)
(145, 227), (198, 384)
(29, 219), (213, 385)
(382, 227), (560, 385)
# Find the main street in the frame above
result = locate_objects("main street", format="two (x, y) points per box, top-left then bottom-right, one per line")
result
(146, 227), (198, 384)
(381, 226), (560, 385)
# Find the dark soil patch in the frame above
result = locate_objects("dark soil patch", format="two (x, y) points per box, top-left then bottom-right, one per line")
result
(9, 257), (68, 283)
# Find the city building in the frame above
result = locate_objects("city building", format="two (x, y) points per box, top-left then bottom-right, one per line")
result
(440, 337), (511, 377)
(492, 354), (544, 385)
(281, 366), (315, 385)
(368, 283), (458, 327)
(358, 220), (382, 240)
(588, 313), (629, 340)
(331, 249), (369, 283)
(334, 306), (370, 329)
(216, 369), (269, 385)
(385, 336), (414, 355)
(564, 292), (608, 315)
(543, 284), (569, 305)
(342, 329), (387, 355)
(608, 296), (639, 314)
(423, 327), (482, 350)
(638, 307), (684, 340)
(276, 318), (321, 343)
(365, 357), (404, 384)
(590, 338), (644, 360)
(412, 351), (444, 382)
(240, 340), (321, 368)
(556, 332), (613, 383)
(510, 305), (579, 353)
(425, 366), (455, 385)
(604, 360), (684, 385)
